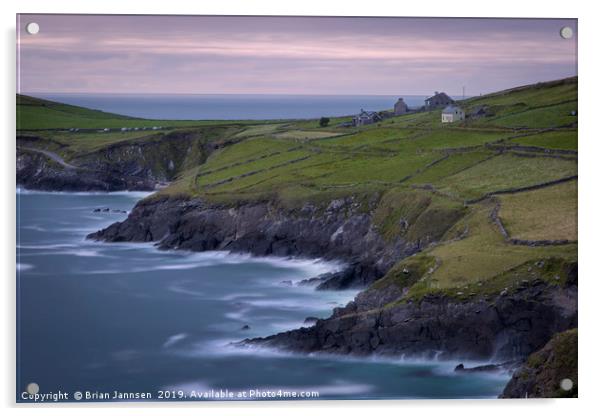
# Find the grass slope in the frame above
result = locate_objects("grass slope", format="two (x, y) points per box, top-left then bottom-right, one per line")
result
(17, 77), (578, 301)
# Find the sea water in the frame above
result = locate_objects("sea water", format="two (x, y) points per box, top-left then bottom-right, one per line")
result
(16, 191), (509, 401)
(30, 93), (434, 120)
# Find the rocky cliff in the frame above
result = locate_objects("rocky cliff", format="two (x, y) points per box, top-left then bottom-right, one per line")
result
(88, 190), (577, 396)
(243, 275), (577, 362)
(17, 147), (157, 191)
(17, 129), (225, 191)
(500, 328), (578, 398)
(89, 192), (577, 362)
(88, 192), (462, 287)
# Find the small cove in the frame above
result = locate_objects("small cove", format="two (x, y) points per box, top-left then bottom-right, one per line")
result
(16, 190), (509, 401)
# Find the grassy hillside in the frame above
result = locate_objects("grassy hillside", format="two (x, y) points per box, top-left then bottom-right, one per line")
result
(17, 77), (578, 301)
(16, 94), (277, 130)
(158, 77), (576, 203)
(164, 77), (576, 301)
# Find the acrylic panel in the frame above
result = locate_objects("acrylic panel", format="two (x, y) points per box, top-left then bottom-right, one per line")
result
(16, 14), (578, 402)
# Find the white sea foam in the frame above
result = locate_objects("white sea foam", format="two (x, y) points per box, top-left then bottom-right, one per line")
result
(163, 333), (189, 348)
(266, 379), (374, 396)
(269, 321), (310, 331)
(18, 243), (77, 250)
(82, 249), (343, 280)
(199, 339), (509, 383)
(159, 250), (344, 277)
(17, 188), (153, 198)
(163, 378), (373, 399)
(176, 339), (296, 359)
(155, 263), (204, 271)
(16, 263), (34, 271)
(21, 225), (47, 232)
(224, 306), (252, 322)
(167, 282), (205, 297)
(162, 380), (212, 394)
(220, 292), (265, 301)
(63, 249), (103, 257)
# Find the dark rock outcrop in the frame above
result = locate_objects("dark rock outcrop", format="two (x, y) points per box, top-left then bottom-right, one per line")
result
(242, 278), (577, 362)
(500, 328), (578, 398)
(17, 148), (156, 191)
(454, 361), (518, 373)
(17, 129), (222, 192)
(88, 195), (434, 287)
(85, 188), (577, 397)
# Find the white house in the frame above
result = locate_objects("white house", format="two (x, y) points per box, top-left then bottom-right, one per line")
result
(441, 105), (465, 123)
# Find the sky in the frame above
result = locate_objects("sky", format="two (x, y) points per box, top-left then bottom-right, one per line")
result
(17, 14), (577, 96)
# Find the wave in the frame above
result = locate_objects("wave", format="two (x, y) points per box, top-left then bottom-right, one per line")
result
(82, 249), (342, 278)
(63, 249), (104, 257)
(167, 282), (205, 297)
(162, 378), (373, 399)
(263, 379), (374, 396)
(162, 380), (212, 394)
(21, 225), (47, 232)
(17, 187), (153, 198)
(18, 243), (77, 249)
(219, 292), (265, 301)
(183, 338), (510, 381)
(224, 307), (252, 322)
(16, 263), (34, 271)
(18, 243), (108, 259)
(163, 333), (189, 349)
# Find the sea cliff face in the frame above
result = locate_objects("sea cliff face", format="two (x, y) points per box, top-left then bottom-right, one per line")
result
(17, 148), (157, 191)
(243, 276), (577, 362)
(500, 328), (578, 398)
(16, 130), (218, 192)
(88, 194), (452, 288)
(88, 194), (577, 367)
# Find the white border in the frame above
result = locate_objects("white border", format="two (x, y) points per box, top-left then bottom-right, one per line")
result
(2, 1), (600, 415)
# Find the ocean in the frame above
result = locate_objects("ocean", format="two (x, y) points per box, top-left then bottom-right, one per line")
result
(31, 93), (434, 120)
(16, 191), (508, 401)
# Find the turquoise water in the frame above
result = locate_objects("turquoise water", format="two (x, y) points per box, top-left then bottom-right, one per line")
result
(16, 191), (509, 402)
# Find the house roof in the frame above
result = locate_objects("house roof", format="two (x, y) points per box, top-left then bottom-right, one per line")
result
(442, 105), (463, 114)
(426, 92), (453, 102)
(356, 110), (378, 117)
(470, 105), (488, 114)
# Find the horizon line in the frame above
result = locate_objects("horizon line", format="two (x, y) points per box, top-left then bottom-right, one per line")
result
(20, 91), (467, 98)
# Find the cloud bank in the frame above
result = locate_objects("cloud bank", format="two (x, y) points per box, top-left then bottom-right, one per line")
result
(17, 15), (577, 95)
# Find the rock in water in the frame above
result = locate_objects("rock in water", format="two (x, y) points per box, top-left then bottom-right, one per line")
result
(454, 363), (503, 373)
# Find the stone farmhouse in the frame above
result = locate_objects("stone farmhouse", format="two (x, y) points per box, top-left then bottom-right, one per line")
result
(393, 98), (409, 115)
(425, 91), (454, 110)
(353, 109), (383, 126)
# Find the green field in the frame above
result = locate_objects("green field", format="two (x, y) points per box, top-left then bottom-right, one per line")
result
(509, 130), (577, 151)
(17, 76), (578, 301)
(498, 179), (577, 241)
(436, 153), (577, 200)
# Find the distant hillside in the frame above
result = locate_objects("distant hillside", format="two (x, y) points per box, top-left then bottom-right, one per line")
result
(17, 94), (135, 130)
(16, 94), (267, 130)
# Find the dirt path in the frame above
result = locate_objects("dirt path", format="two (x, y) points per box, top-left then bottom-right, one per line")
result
(20, 147), (78, 169)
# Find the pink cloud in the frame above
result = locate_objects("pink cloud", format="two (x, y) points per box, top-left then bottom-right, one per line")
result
(16, 14), (577, 95)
